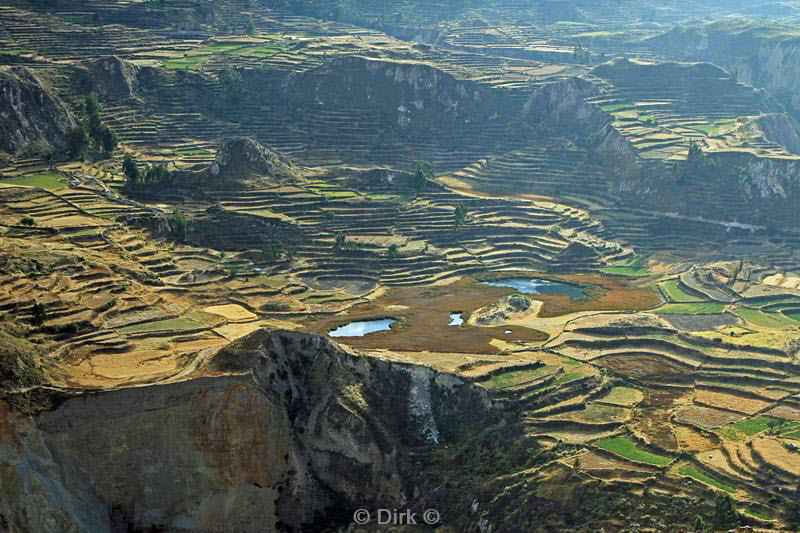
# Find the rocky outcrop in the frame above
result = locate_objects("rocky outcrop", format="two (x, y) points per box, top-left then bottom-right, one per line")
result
(79, 56), (140, 99)
(0, 66), (74, 156)
(208, 137), (297, 182)
(0, 329), (497, 532)
(284, 56), (521, 134)
(174, 138), (298, 186)
(471, 294), (533, 325)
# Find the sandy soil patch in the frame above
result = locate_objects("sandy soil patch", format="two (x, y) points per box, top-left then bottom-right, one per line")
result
(763, 273), (800, 290)
(204, 304), (257, 322)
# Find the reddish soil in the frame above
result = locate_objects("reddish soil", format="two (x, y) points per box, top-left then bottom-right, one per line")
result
(305, 278), (548, 353)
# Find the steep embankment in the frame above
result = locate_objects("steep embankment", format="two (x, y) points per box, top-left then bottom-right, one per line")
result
(0, 329), (498, 532)
(0, 66), (74, 156)
(523, 60), (800, 227)
(646, 20), (800, 115)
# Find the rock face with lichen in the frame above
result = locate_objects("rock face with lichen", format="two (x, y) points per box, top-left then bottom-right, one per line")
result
(0, 66), (74, 156)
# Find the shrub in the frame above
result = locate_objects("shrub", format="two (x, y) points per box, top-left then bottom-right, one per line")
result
(122, 154), (140, 184)
(411, 160), (433, 190)
(20, 217), (35, 226)
(67, 121), (91, 159)
(31, 302), (47, 326)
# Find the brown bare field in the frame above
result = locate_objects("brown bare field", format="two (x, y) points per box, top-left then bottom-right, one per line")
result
(694, 389), (771, 415)
(765, 404), (800, 421)
(674, 404), (745, 430)
(305, 278), (548, 353)
(534, 273), (661, 318)
(593, 353), (693, 380)
(576, 450), (659, 473)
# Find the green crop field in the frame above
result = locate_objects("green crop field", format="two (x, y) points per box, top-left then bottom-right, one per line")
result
(717, 416), (800, 441)
(732, 307), (798, 328)
(600, 253), (650, 277)
(660, 280), (705, 302)
(595, 436), (672, 465)
(678, 465), (736, 493)
(0, 173), (65, 190)
(654, 302), (726, 314)
(746, 296), (800, 308)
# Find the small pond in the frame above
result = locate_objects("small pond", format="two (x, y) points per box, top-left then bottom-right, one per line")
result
(449, 312), (464, 326)
(328, 318), (395, 337)
(482, 278), (585, 299)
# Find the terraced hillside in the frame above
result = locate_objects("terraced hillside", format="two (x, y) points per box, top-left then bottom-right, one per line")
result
(2, 1), (800, 532)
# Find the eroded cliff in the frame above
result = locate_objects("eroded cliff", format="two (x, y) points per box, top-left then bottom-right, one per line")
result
(0, 329), (499, 532)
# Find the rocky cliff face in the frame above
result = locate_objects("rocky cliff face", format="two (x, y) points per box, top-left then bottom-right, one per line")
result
(646, 22), (800, 116)
(523, 64), (800, 227)
(0, 330), (498, 532)
(0, 66), (74, 156)
(77, 56), (141, 100)
(208, 137), (298, 183)
(284, 55), (522, 136)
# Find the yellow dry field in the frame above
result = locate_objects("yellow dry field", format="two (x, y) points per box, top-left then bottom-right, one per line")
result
(40, 215), (113, 228)
(369, 349), (535, 377)
(674, 425), (717, 453)
(214, 322), (263, 341)
(694, 389), (771, 415)
(695, 448), (750, 481)
(574, 450), (659, 473)
(751, 437), (800, 474)
(204, 304), (257, 322)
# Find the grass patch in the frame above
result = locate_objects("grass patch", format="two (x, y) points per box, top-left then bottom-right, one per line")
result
(595, 436), (672, 465)
(600, 386), (643, 406)
(744, 507), (773, 521)
(599, 253), (650, 277)
(689, 118), (737, 136)
(678, 465), (736, 493)
(654, 302), (726, 314)
(600, 103), (630, 112)
(482, 365), (555, 389)
(552, 371), (582, 385)
(716, 416), (800, 441)
(746, 296), (800, 308)
(660, 279), (705, 303)
(117, 318), (205, 335)
(732, 307), (799, 328)
(0, 172), (64, 190)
